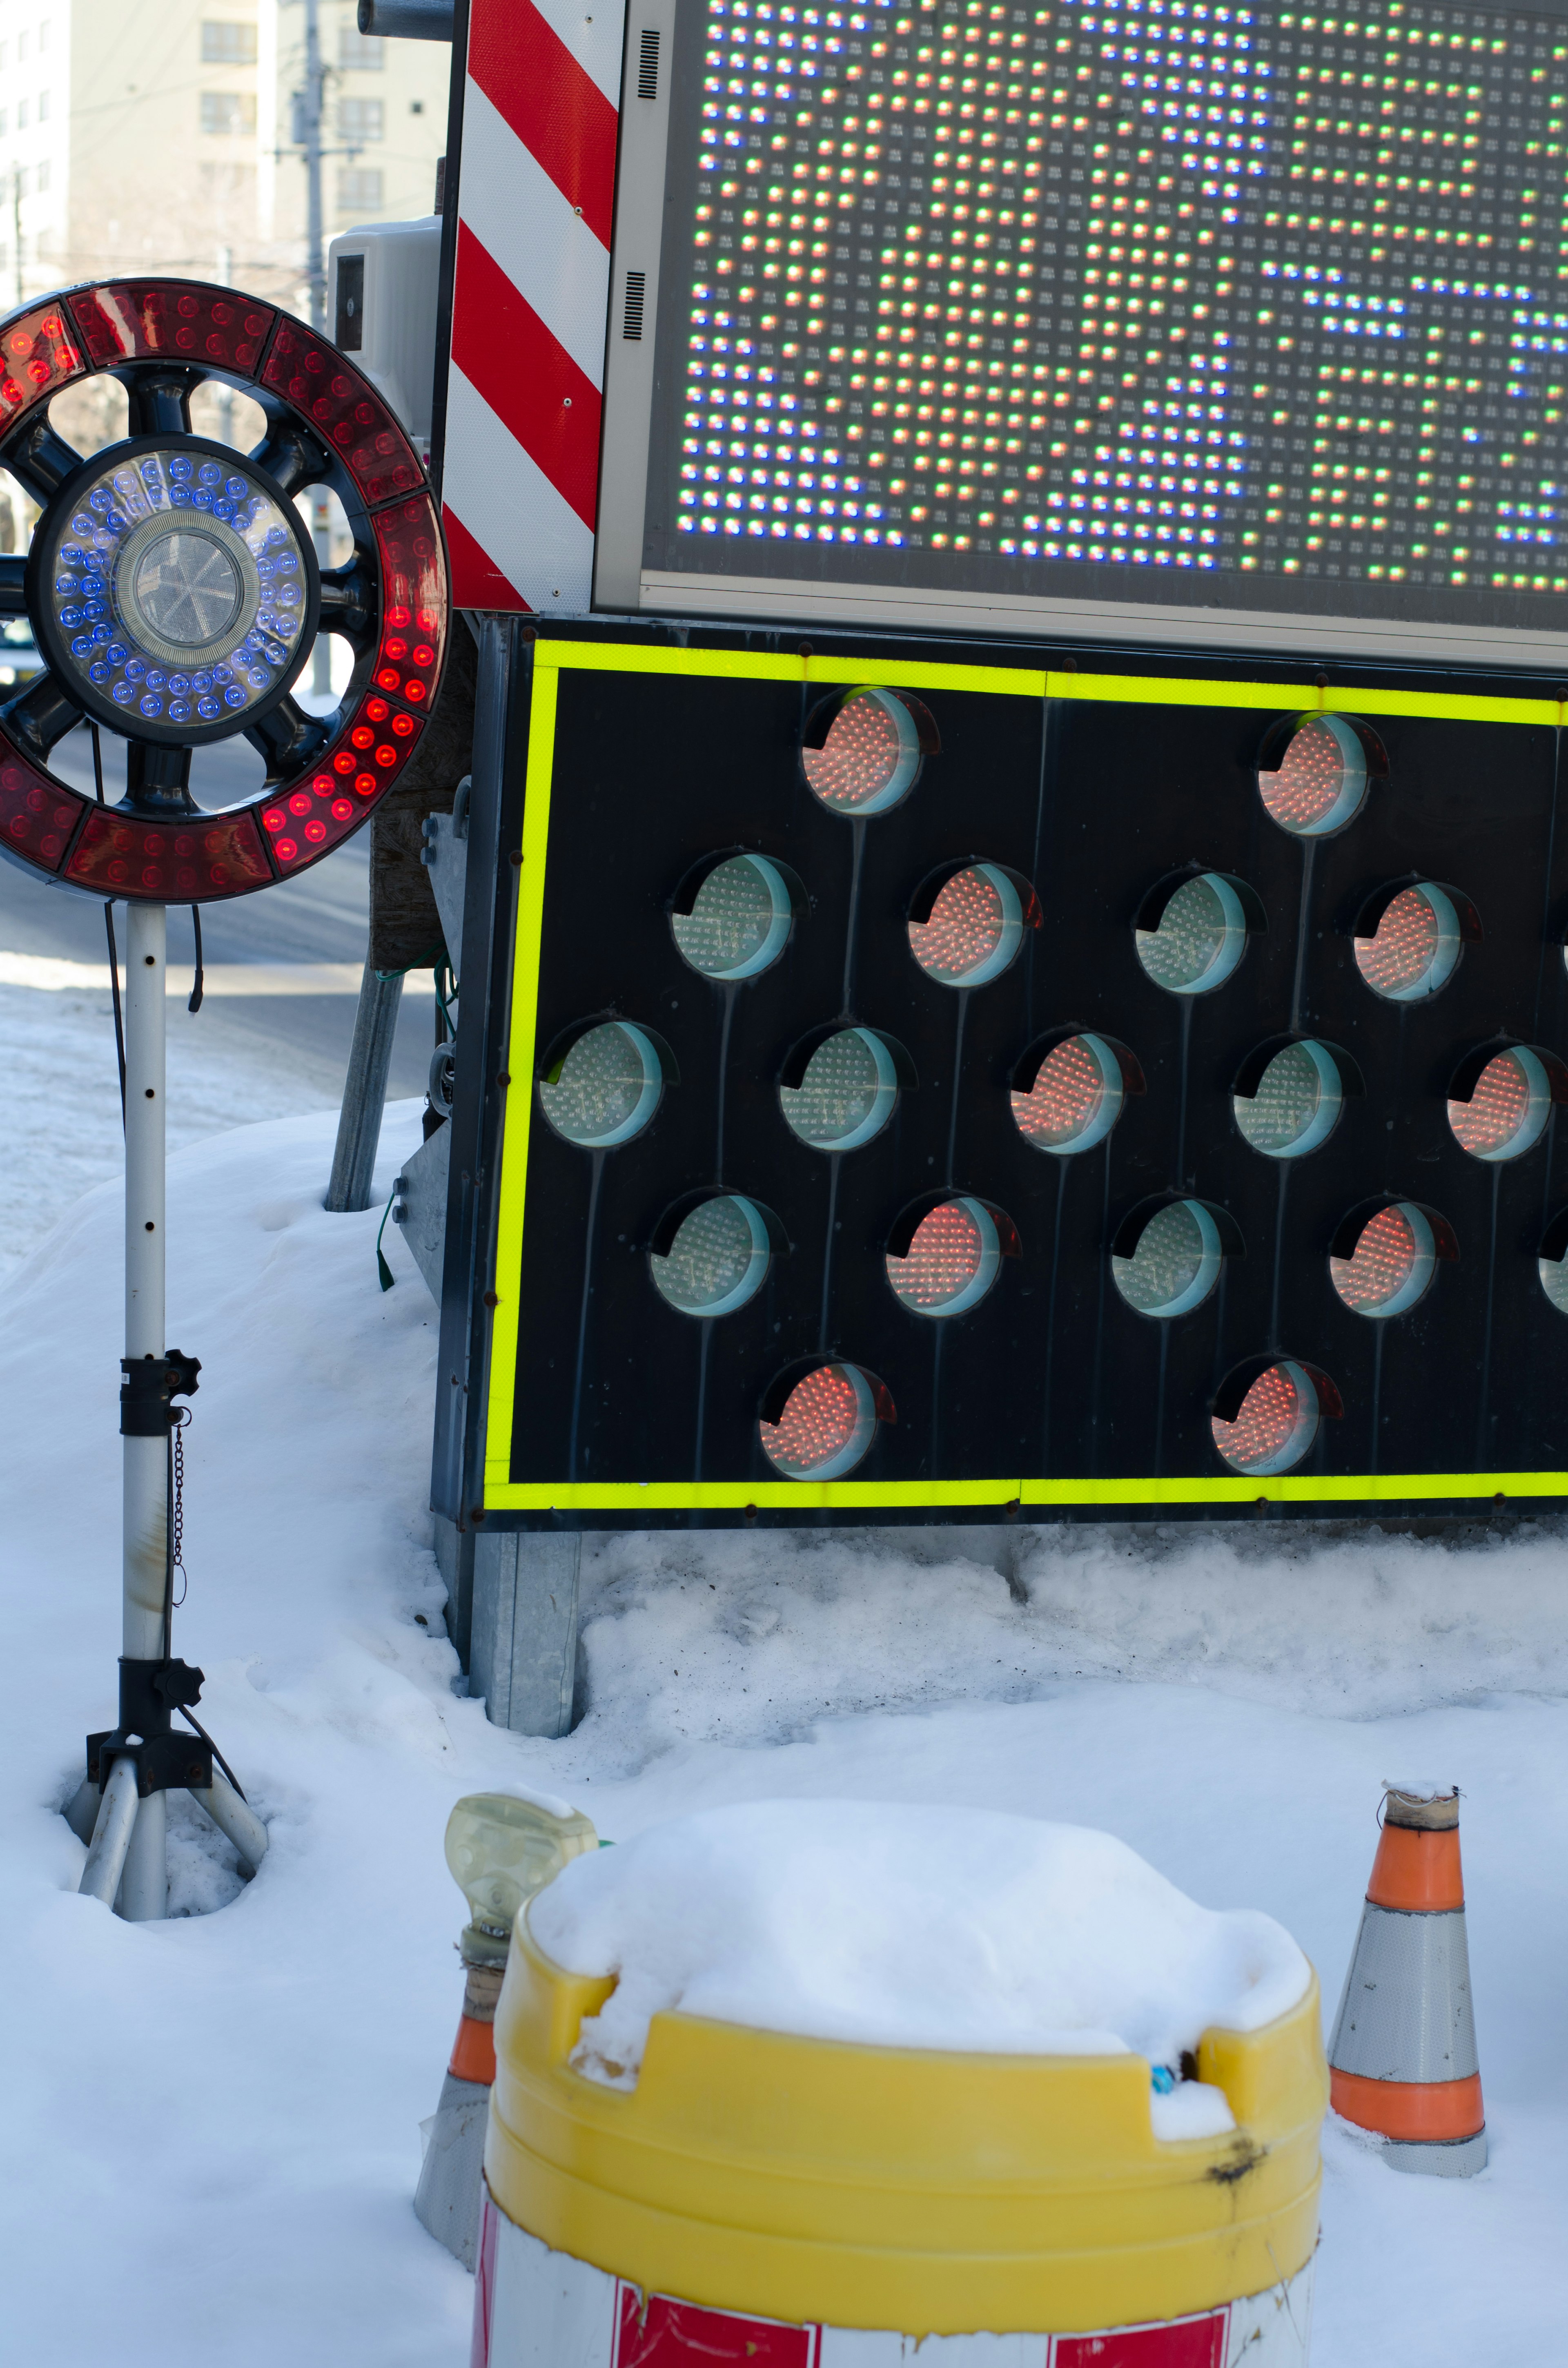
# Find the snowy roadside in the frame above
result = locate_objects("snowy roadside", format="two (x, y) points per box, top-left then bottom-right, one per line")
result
(0, 1087), (1564, 2365)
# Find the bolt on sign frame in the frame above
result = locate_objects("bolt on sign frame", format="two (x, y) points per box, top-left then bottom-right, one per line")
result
(439, 0), (1568, 664)
(430, 618), (1568, 1531)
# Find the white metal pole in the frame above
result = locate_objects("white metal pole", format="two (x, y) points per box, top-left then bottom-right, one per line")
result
(119, 901), (168, 1922)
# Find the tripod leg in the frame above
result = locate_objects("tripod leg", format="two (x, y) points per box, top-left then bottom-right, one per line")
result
(119, 1788), (167, 1922)
(78, 1754), (139, 1906)
(187, 1772), (269, 1877)
(65, 1777), (101, 1845)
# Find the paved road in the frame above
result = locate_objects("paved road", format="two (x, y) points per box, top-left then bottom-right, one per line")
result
(0, 720), (435, 1104)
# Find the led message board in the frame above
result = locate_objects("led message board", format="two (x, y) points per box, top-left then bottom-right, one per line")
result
(442, 625), (1568, 1530)
(597, 0), (1568, 664)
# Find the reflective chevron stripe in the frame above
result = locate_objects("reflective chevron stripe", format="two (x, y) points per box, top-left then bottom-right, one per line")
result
(441, 0), (624, 612)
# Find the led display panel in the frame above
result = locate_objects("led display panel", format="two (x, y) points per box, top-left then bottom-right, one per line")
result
(437, 623), (1568, 1530)
(597, 0), (1568, 663)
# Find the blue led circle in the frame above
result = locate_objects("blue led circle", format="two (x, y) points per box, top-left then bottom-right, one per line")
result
(35, 438), (315, 746)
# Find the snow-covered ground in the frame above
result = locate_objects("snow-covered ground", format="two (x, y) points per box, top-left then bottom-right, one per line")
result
(2, 981), (1565, 2366)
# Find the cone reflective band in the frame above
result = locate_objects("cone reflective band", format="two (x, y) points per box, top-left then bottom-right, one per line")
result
(1327, 1784), (1486, 2177)
(471, 1918), (1325, 2365)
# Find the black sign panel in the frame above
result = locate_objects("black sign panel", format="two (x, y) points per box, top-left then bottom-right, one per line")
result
(451, 627), (1568, 1527)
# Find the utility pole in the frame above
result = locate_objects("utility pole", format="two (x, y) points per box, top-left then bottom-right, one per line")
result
(292, 0), (334, 697)
(11, 167), (22, 308)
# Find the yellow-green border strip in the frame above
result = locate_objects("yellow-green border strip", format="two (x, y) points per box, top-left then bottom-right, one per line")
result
(480, 638), (1567, 1513)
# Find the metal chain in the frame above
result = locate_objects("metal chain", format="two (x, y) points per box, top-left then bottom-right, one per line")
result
(171, 1407), (191, 1609)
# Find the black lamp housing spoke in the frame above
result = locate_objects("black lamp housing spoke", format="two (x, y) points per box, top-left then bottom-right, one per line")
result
(2, 415), (88, 507)
(115, 359), (205, 438)
(1, 664), (85, 759)
(248, 401), (339, 502)
(316, 554), (378, 654)
(244, 693), (332, 783)
(0, 555), (26, 615)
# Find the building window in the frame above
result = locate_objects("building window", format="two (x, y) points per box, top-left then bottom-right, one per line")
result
(38, 20), (49, 50)
(38, 89), (49, 120)
(338, 166), (383, 211)
(202, 21), (258, 65)
(201, 91), (257, 135)
(17, 29), (29, 60)
(36, 158), (48, 191)
(339, 28), (384, 68)
(17, 98), (29, 129)
(338, 97), (384, 142)
(0, 108), (8, 135)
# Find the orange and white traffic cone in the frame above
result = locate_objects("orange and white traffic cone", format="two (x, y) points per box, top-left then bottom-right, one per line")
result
(1328, 1782), (1485, 2176)
(415, 1791), (599, 2268)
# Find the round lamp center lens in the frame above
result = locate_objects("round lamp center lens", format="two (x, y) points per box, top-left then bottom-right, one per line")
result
(131, 530), (243, 647)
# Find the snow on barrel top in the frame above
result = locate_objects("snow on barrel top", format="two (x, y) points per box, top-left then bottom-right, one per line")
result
(527, 1799), (1309, 2131)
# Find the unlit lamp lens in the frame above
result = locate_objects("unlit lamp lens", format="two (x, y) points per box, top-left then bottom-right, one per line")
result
(760, 1362), (878, 1479)
(1012, 1033), (1124, 1155)
(909, 865), (1025, 988)
(1112, 1200), (1223, 1318)
(1135, 874), (1247, 996)
(802, 687), (922, 815)
(539, 1022), (663, 1148)
(1448, 1048), (1550, 1162)
(1539, 1247), (1568, 1316)
(1354, 885), (1462, 1003)
(1258, 716), (1368, 838)
(650, 1196), (771, 1317)
(781, 1027), (899, 1151)
(672, 854), (793, 981)
(1212, 1360), (1321, 1476)
(886, 1198), (1001, 1316)
(1235, 1041), (1343, 1159)
(1330, 1202), (1436, 1318)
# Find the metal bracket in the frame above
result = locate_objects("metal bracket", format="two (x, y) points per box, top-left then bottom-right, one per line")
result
(119, 1350), (201, 1438)
(87, 1657), (213, 1797)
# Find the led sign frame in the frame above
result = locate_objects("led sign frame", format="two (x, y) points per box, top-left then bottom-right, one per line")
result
(597, 0), (1568, 665)
(460, 627), (1568, 1527)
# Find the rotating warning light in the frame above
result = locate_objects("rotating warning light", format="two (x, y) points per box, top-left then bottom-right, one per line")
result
(801, 686), (936, 816)
(1257, 716), (1370, 840)
(885, 1197), (1004, 1319)
(1447, 1046), (1557, 1164)
(759, 1362), (890, 1481)
(1112, 1200), (1227, 1321)
(1134, 872), (1255, 998)
(1538, 1210), (1568, 1318)
(1212, 1360), (1338, 1479)
(650, 1195), (773, 1318)
(1234, 1040), (1350, 1162)
(908, 863), (1031, 989)
(0, 280), (446, 903)
(1011, 1033), (1133, 1157)
(671, 853), (797, 981)
(539, 1022), (668, 1149)
(1329, 1203), (1439, 1321)
(780, 1026), (902, 1151)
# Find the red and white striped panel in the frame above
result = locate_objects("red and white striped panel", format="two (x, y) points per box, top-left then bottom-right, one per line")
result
(442, 0), (624, 613)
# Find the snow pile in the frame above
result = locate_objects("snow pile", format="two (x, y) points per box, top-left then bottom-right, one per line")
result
(4, 1085), (1568, 2364)
(530, 1797), (1307, 2138)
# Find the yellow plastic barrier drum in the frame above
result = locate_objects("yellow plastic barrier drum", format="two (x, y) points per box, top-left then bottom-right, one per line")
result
(472, 1917), (1327, 2367)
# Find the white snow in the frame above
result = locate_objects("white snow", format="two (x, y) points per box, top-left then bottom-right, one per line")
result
(532, 1797), (1305, 2135)
(2, 974), (1568, 2365)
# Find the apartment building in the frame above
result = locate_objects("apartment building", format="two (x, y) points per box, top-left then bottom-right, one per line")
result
(0, 0), (446, 312)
